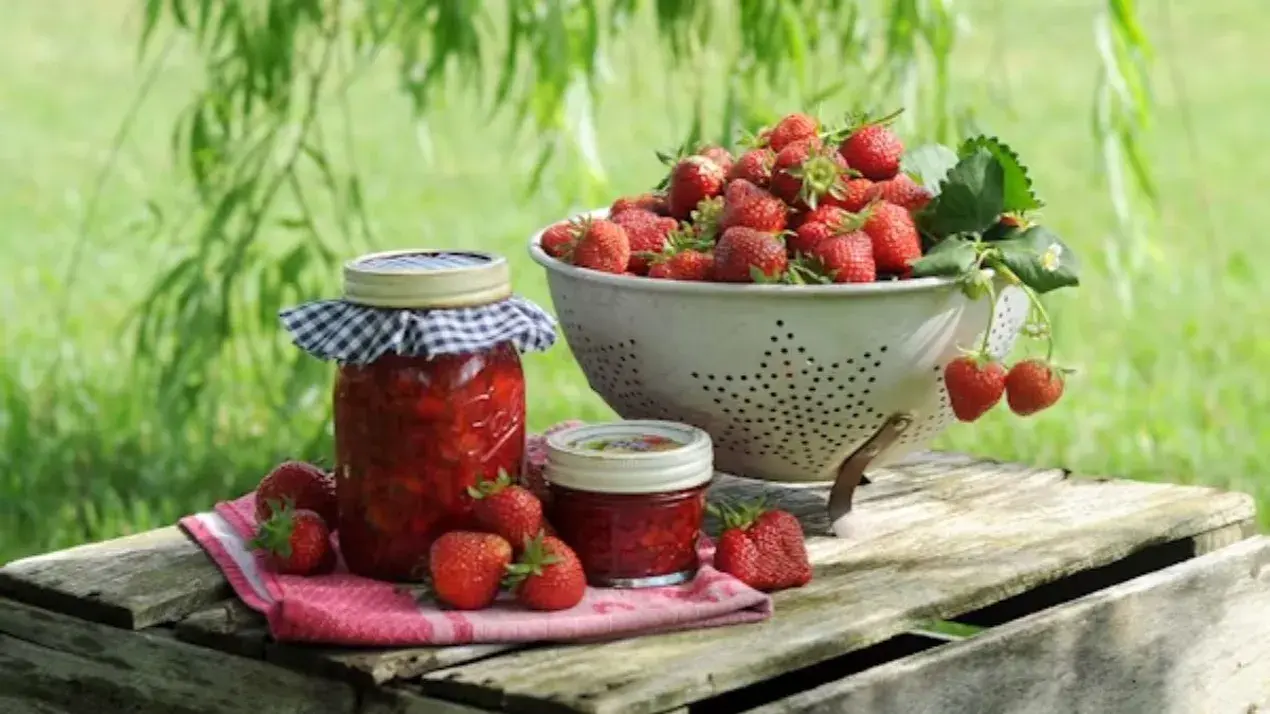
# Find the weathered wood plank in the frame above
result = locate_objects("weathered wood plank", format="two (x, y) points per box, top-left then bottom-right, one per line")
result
(422, 461), (1256, 714)
(751, 535), (1270, 714)
(174, 599), (518, 686)
(0, 598), (356, 714)
(0, 526), (227, 629)
(360, 688), (500, 714)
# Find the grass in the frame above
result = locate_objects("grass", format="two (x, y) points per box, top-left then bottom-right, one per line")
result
(2, 0), (1268, 563)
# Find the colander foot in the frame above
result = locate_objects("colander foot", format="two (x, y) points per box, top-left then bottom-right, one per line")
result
(827, 412), (914, 538)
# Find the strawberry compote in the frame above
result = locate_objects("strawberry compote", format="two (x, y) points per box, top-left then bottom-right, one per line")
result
(334, 343), (526, 581)
(549, 485), (708, 587)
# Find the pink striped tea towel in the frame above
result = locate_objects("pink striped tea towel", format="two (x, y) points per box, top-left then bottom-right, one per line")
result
(177, 424), (773, 647)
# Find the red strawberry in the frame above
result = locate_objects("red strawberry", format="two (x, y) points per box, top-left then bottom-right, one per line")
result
(1005, 359), (1066, 416)
(875, 174), (932, 212)
(862, 201), (922, 274)
(839, 123), (904, 181)
(255, 461), (337, 528)
(714, 227), (788, 283)
(789, 221), (835, 256)
(248, 505), (335, 576)
(728, 148), (777, 188)
(540, 219), (582, 259)
(720, 179), (788, 233)
(664, 249), (714, 281)
(770, 139), (843, 209)
(767, 113), (820, 153)
(467, 471), (544, 552)
(809, 233), (876, 283)
(571, 218), (631, 274)
(613, 209), (677, 274)
(712, 500), (812, 592)
(429, 531), (514, 610)
(822, 177), (878, 213)
(667, 156), (727, 220)
(505, 533), (587, 611)
(944, 354), (1007, 422)
(696, 145), (735, 175)
(610, 192), (668, 217)
(801, 204), (850, 227)
(648, 262), (672, 279)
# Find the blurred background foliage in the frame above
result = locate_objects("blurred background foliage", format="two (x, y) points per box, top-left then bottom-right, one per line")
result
(5, 0), (1264, 563)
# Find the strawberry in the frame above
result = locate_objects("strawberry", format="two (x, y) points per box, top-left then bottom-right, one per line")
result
(875, 173), (932, 212)
(610, 192), (668, 217)
(1005, 359), (1066, 416)
(801, 204), (850, 228)
(467, 471), (544, 552)
(505, 533), (587, 611)
(720, 179), (788, 233)
(808, 233), (876, 283)
(255, 460), (337, 528)
(667, 156), (727, 220)
(766, 113), (820, 153)
(714, 227), (788, 283)
(429, 531), (514, 610)
(613, 209), (677, 274)
(696, 145), (735, 175)
(571, 218), (631, 274)
(663, 249), (714, 281)
(838, 123), (904, 181)
(689, 196), (726, 242)
(770, 139), (843, 209)
(788, 221), (837, 256)
(647, 228), (715, 281)
(712, 500), (812, 592)
(248, 504), (335, 576)
(861, 201), (922, 274)
(540, 219), (582, 259)
(822, 177), (878, 213)
(728, 148), (777, 188)
(944, 354), (1007, 422)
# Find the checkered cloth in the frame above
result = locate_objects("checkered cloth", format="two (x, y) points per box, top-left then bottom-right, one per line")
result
(279, 253), (557, 364)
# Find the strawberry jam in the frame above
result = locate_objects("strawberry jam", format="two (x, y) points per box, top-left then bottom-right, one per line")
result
(549, 484), (708, 587)
(334, 343), (526, 581)
(543, 421), (714, 588)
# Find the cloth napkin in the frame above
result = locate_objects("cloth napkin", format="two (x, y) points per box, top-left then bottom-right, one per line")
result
(178, 424), (773, 646)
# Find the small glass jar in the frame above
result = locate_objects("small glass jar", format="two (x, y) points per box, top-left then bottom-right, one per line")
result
(544, 421), (713, 588)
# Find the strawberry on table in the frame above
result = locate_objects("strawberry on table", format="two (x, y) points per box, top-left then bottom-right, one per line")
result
(714, 227), (787, 283)
(468, 470), (544, 552)
(429, 531), (514, 610)
(255, 460), (337, 527)
(720, 179), (788, 233)
(1005, 359), (1067, 416)
(712, 500), (812, 592)
(667, 156), (727, 220)
(249, 504), (336, 576)
(572, 218), (631, 274)
(838, 120), (905, 181)
(505, 533), (587, 611)
(944, 353), (1008, 422)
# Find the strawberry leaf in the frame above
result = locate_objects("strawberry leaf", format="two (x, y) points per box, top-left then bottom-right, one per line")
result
(900, 143), (960, 194)
(910, 235), (979, 278)
(920, 149), (1006, 238)
(958, 136), (1043, 212)
(990, 226), (1080, 294)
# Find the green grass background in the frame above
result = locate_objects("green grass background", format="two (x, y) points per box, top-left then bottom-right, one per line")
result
(2, 0), (1267, 563)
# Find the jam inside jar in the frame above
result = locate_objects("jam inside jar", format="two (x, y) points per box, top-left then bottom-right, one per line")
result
(549, 484), (707, 587)
(334, 343), (526, 581)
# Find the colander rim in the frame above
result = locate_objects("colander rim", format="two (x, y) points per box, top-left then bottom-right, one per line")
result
(528, 208), (978, 297)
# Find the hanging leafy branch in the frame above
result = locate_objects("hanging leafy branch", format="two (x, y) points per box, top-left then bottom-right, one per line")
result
(125, 0), (1154, 432)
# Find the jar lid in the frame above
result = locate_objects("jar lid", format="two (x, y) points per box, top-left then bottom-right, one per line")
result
(343, 250), (512, 309)
(544, 420), (714, 494)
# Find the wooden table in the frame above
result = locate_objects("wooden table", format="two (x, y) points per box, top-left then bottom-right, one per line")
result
(3, 451), (1269, 714)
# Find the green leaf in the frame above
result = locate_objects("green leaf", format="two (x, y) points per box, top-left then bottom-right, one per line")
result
(909, 235), (978, 278)
(991, 226), (1080, 294)
(920, 149), (1006, 238)
(958, 136), (1043, 212)
(900, 143), (959, 194)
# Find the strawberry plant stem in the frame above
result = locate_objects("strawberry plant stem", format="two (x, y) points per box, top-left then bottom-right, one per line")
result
(996, 265), (1057, 362)
(977, 281), (998, 356)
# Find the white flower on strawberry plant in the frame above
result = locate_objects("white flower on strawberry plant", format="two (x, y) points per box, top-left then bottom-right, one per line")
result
(1041, 243), (1063, 272)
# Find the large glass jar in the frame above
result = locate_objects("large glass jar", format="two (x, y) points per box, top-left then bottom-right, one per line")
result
(544, 421), (714, 588)
(334, 344), (526, 581)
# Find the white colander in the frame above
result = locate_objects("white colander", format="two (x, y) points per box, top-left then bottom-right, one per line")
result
(528, 210), (1027, 533)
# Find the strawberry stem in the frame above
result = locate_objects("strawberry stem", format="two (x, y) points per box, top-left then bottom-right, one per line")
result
(994, 264), (1057, 362)
(977, 281), (998, 357)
